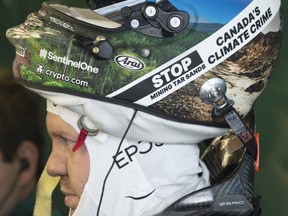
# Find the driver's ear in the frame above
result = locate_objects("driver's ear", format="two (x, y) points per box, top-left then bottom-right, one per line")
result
(16, 141), (39, 186)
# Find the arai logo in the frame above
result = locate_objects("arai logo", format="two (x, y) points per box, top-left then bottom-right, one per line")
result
(115, 55), (145, 71)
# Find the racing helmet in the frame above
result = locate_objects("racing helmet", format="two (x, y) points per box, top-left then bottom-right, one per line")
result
(6, 0), (283, 126)
(6, 1), (284, 215)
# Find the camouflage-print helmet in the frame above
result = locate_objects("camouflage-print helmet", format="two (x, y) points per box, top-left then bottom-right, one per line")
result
(6, 0), (283, 126)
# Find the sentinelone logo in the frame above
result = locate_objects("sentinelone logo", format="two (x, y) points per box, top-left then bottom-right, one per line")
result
(39, 49), (99, 74)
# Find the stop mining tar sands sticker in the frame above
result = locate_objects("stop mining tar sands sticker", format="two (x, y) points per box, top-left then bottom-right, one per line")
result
(108, 0), (281, 107)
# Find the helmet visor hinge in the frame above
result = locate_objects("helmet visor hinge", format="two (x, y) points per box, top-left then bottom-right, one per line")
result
(143, 3), (189, 33)
(73, 35), (113, 60)
(121, 2), (189, 38)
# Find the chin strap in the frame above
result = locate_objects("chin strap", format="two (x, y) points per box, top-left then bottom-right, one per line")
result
(33, 164), (60, 216)
(200, 78), (260, 172)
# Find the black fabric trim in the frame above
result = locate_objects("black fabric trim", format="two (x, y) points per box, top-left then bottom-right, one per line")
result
(125, 189), (156, 200)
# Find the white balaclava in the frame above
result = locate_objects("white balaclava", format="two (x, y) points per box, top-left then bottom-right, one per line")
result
(42, 91), (228, 216)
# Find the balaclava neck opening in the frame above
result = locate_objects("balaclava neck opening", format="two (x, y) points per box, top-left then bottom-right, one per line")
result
(45, 97), (227, 215)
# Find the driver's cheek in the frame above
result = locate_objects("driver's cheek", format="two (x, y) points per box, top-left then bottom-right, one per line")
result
(67, 146), (90, 195)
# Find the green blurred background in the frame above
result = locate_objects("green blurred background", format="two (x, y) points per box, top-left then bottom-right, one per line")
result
(0, 0), (287, 215)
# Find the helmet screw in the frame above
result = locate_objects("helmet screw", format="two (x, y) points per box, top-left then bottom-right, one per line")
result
(141, 48), (150, 57)
(131, 19), (140, 28)
(199, 78), (234, 116)
(169, 16), (182, 29)
(200, 78), (227, 104)
(92, 47), (100, 54)
(145, 5), (157, 18)
(96, 35), (106, 41)
(209, 89), (221, 100)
